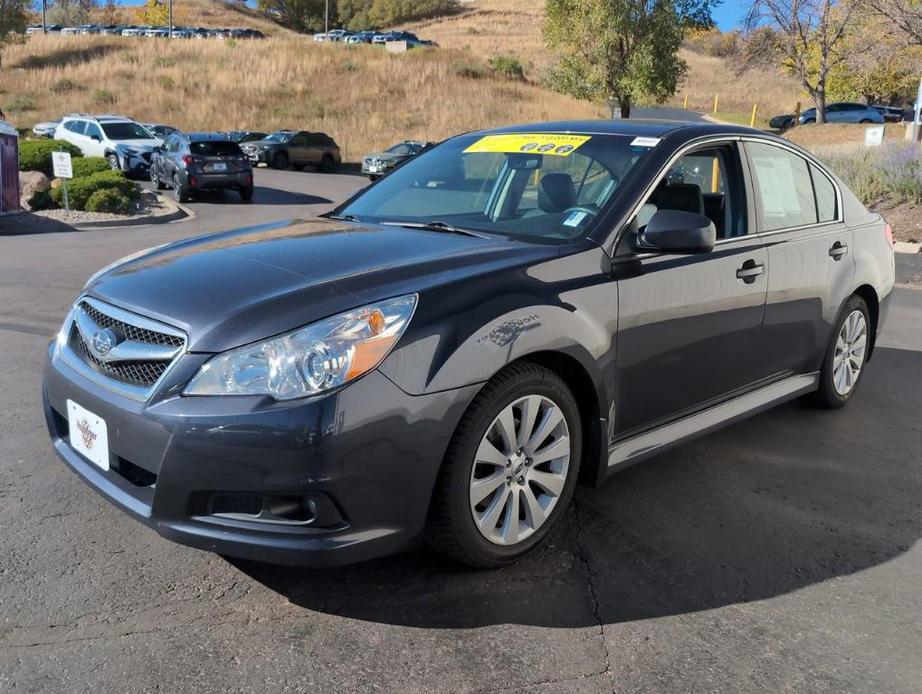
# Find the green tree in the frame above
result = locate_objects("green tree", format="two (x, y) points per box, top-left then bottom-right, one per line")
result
(257, 0), (325, 32)
(544, 0), (702, 118)
(0, 0), (29, 68)
(367, 0), (458, 27)
(869, 0), (922, 45)
(135, 0), (168, 25)
(744, 0), (861, 124)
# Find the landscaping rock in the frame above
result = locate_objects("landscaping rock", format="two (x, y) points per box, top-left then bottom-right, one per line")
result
(19, 171), (51, 201)
(50, 178), (62, 190)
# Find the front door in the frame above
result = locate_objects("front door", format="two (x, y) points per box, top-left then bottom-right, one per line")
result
(612, 141), (769, 436)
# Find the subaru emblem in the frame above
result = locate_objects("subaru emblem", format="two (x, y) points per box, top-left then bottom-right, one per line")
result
(90, 328), (118, 357)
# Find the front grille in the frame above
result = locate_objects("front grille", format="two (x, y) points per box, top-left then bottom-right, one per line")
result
(79, 301), (183, 348)
(66, 298), (186, 395)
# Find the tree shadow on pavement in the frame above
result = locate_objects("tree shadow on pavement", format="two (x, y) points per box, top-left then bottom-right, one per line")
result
(0, 211), (79, 235)
(232, 346), (922, 629)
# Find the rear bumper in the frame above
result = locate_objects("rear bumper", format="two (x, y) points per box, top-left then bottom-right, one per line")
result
(43, 340), (479, 567)
(185, 171), (252, 190)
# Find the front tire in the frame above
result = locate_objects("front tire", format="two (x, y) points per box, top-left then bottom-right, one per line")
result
(808, 295), (871, 409)
(320, 154), (336, 173)
(106, 153), (120, 170)
(173, 175), (190, 203)
(426, 362), (582, 568)
(150, 167), (165, 190)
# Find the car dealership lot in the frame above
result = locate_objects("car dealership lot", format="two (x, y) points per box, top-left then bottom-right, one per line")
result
(1, 168), (921, 693)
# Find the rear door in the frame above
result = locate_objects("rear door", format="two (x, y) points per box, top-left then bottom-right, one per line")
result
(287, 132), (310, 164)
(613, 140), (769, 435)
(742, 139), (854, 377)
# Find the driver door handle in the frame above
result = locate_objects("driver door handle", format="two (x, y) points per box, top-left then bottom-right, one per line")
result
(736, 259), (764, 283)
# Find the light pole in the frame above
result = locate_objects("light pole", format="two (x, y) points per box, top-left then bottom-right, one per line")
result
(42, 0), (47, 33)
(324, 0), (329, 35)
(169, 0), (173, 37)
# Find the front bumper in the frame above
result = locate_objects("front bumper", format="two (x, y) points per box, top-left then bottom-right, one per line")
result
(117, 151), (152, 176)
(43, 340), (478, 567)
(361, 162), (393, 176)
(244, 149), (271, 164)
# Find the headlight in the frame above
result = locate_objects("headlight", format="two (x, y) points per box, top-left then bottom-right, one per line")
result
(184, 294), (417, 400)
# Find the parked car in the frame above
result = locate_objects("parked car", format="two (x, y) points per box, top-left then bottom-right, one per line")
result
(144, 123), (179, 139)
(122, 26), (150, 36)
(42, 119), (894, 569)
(146, 27), (170, 37)
(150, 131), (253, 203)
(769, 113), (795, 130)
(346, 30), (379, 43)
(240, 129), (340, 171)
(372, 30), (419, 44)
(326, 29), (355, 42)
(99, 25), (125, 35)
(313, 32), (329, 42)
(872, 105), (906, 123)
(54, 114), (162, 176)
(225, 130), (269, 143)
(799, 102), (885, 124)
(59, 26), (81, 35)
(361, 140), (431, 179)
(32, 119), (61, 138)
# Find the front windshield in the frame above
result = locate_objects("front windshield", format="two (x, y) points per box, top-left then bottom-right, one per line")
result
(101, 122), (155, 141)
(387, 143), (422, 155)
(338, 132), (652, 243)
(265, 131), (293, 143)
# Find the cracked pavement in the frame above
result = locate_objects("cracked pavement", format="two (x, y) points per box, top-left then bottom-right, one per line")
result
(2, 169), (921, 693)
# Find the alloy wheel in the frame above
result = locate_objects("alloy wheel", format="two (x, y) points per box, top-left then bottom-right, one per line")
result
(469, 394), (571, 546)
(833, 309), (867, 395)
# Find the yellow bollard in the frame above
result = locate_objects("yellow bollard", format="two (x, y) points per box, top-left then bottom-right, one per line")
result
(750, 103), (758, 127)
(683, 93), (688, 109)
(713, 93), (719, 114)
(711, 158), (720, 193)
(793, 101), (801, 127)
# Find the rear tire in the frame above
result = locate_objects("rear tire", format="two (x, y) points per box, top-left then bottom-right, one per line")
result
(806, 295), (871, 409)
(239, 185), (253, 202)
(272, 152), (289, 170)
(426, 362), (582, 568)
(173, 175), (190, 203)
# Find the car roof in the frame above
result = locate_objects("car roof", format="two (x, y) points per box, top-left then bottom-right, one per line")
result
(479, 119), (766, 139)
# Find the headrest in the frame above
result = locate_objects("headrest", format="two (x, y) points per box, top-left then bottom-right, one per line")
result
(538, 173), (576, 213)
(655, 183), (704, 215)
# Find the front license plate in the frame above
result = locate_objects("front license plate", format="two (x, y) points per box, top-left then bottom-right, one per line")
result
(211, 162), (227, 172)
(67, 399), (109, 471)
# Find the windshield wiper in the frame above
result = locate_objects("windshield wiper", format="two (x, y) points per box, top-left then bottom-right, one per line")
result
(379, 220), (489, 239)
(327, 213), (360, 222)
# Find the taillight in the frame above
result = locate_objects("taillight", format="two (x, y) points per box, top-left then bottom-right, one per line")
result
(884, 223), (894, 248)
(182, 155), (194, 166)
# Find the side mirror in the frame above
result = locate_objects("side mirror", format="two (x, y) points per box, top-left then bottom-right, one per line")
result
(152, 146), (163, 153)
(640, 209), (716, 254)
(90, 134), (101, 142)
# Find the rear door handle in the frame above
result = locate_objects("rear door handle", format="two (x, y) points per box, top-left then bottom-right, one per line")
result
(829, 242), (848, 260)
(736, 260), (764, 283)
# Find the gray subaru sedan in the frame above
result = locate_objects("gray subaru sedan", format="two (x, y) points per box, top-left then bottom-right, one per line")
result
(43, 120), (895, 568)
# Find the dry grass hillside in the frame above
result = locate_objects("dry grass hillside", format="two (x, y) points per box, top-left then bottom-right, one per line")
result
(93, 0), (293, 35)
(407, 0), (804, 119)
(2, 34), (598, 161)
(404, 0), (550, 78)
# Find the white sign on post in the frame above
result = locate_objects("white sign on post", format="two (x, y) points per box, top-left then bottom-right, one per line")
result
(864, 125), (885, 147)
(52, 151), (73, 179)
(52, 151), (73, 213)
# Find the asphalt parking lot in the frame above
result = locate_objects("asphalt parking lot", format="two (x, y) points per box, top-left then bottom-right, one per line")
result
(1, 168), (921, 693)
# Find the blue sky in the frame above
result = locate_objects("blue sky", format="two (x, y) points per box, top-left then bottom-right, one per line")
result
(712, 0), (749, 31)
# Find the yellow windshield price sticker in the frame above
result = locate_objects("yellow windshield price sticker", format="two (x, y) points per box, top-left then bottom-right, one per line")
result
(464, 134), (591, 157)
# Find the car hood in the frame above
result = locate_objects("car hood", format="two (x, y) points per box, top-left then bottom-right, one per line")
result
(245, 140), (281, 148)
(367, 152), (405, 162)
(85, 218), (553, 352)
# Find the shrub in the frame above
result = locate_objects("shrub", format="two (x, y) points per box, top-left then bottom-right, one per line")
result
(93, 89), (117, 106)
(158, 75), (175, 90)
(51, 78), (79, 93)
(18, 139), (82, 177)
(488, 55), (526, 81)
(452, 58), (486, 79)
(85, 189), (133, 214)
(4, 95), (35, 112)
(51, 170), (141, 210)
(70, 157), (111, 178)
(818, 143), (922, 205)
(27, 189), (57, 211)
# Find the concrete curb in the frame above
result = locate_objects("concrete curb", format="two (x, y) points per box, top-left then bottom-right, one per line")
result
(894, 241), (922, 255)
(69, 193), (194, 230)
